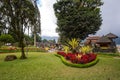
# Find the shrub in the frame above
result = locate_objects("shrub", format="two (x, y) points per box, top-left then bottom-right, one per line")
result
(57, 51), (66, 57)
(0, 34), (14, 43)
(0, 47), (17, 53)
(80, 46), (92, 54)
(64, 38), (80, 53)
(63, 46), (70, 53)
(0, 46), (47, 53)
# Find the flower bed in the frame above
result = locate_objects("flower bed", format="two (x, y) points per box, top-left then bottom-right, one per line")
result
(0, 47), (17, 53)
(56, 51), (99, 68)
(0, 47), (47, 53)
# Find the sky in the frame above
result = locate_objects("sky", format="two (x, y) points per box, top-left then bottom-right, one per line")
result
(38, 0), (120, 37)
(97, 0), (120, 36)
(38, 0), (58, 37)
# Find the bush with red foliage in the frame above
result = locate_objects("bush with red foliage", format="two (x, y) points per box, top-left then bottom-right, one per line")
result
(57, 52), (97, 64)
(87, 53), (97, 62)
(65, 53), (77, 63)
(57, 51), (66, 57)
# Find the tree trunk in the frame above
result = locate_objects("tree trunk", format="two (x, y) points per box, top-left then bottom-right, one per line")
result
(34, 32), (36, 47)
(20, 39), (27, 59)
(20, 31), (27, 59)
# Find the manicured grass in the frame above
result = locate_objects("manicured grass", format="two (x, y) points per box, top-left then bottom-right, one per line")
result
(0, 52), (120, 80)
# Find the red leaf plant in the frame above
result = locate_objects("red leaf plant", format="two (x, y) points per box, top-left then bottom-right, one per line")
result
(57, 52), (97, 64)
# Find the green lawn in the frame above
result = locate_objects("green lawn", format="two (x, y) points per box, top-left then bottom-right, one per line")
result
(0, 52), (120, 80)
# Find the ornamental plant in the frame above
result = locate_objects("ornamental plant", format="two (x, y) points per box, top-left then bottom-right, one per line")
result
(63, 46), (70, 53)
(80, 46), (92, 54)
(64, 38), (80, 53)
(57, 51), (97, 64)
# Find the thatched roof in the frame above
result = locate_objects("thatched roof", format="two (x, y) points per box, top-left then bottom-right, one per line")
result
(85, 36), (100, 45)
(86, 36), (100, 40)
(96, 36), (112, 43)
(105, 33), (118, 39)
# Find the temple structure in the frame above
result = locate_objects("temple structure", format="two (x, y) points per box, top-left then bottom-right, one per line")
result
(85, 33), (118, 52)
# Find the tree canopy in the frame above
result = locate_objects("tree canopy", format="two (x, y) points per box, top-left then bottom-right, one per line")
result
(54, 0), (103, 41)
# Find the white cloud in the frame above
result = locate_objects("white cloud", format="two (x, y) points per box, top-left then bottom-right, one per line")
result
(38, 0), (58, 37)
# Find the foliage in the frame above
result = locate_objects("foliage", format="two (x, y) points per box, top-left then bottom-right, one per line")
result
(49, 39), (56, 44)
(24, 34), (33, 45)
(80, 46), (92, 54)
(35, 34), (42, 42)
(0, 48), (16, 53)
(64, 38), (80, 53)
(31, 34), (42, 43)
(97, 52), (120, 57)
(24, 47), (47, 52)
(63, 39), (93, 54)
(31, 0), (41, 47)
(0, 46), (47, 53)
(0, 34), (14, 43)
(0, 0), (40, 59)
(63, 46), (70, 53)
(42, 39), (48, 43)
(54, 0), (103, 42)
(42, 39), (56, 44)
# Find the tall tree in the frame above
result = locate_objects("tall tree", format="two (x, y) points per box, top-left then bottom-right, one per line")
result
(0, 0), (41, 59)
(54, 0), (103, 42)
(30, 0), (41, 47)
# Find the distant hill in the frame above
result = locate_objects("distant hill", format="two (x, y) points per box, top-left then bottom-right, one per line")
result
(41, 36), (59, 42)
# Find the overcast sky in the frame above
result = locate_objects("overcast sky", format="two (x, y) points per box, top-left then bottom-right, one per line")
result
(38, 0), (58, 36)
(38, 0), (120, 37)
(97, 0), (120, 36)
